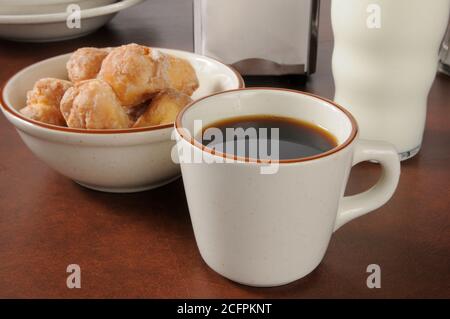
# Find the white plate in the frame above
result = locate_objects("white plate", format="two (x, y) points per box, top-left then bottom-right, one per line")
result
(0, 0), (117, 15)
(1, 48), (244, 193)
(0, 0), (143, 42)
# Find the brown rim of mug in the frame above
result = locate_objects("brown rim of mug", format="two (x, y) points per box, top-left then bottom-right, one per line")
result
(0, 54), (245, 134)
(175, 87), (359, 164)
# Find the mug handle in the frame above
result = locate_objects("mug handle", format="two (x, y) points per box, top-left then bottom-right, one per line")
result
(334, 140), (401, 231)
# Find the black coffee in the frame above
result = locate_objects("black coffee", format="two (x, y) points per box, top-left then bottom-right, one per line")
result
(198, 115), (338, 161)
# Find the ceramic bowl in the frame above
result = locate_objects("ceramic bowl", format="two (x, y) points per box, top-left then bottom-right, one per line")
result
(0, 0), (142, 42)
(0, 0), (117, 15)
(0, 48), (244, 193)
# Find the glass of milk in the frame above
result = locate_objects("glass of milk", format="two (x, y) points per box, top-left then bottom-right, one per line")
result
(332, 0), (450, 160)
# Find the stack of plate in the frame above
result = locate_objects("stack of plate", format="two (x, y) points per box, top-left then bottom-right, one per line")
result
(0, 0), (144, 42)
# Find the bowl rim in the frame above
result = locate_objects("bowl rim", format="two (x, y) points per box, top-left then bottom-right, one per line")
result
(0, 0), (143, 24)
(0, 49), (245, 135)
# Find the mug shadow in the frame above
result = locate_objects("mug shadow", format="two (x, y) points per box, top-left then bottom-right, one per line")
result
(231, 264), (327, 297)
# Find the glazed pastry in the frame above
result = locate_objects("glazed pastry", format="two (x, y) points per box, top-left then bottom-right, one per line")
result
(98, 43), (166, 107)
(20, 77), (72, 126)
(133, 89), (192, 128)
(66, 47), (111, 83)
(60, 79), (131, 129)
(20, 103), (66, 126)
(20, 44), (199, 129)
(161, 54), (199, 96)
(26, 77), (72, 108)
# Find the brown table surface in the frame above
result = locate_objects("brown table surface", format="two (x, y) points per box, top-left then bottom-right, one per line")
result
(0, 0), (449, 299)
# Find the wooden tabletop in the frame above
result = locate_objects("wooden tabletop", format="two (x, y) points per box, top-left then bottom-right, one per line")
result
(0, 0), (449, 298)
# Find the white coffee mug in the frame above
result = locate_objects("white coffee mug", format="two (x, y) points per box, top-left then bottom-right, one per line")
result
(332, 0), (450, 160)
(174, 88), (400, 287)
